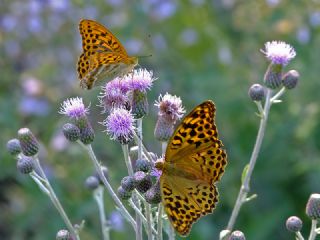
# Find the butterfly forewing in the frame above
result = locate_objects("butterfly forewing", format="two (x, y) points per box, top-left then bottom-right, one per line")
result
(160, 100), (227, 236)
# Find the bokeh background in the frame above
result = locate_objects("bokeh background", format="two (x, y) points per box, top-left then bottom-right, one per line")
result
(1, 0), (320, 239)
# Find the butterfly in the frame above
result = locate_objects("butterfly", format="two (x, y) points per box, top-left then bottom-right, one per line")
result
(77, 19), (138, 89)
(155, 100), (227, 236)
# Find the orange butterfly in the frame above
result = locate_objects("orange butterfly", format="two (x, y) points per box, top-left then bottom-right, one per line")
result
(155, 100), (227, 236)
(77, 19), (138, 89)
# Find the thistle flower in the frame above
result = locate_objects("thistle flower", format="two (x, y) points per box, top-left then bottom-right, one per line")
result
(6, 138), (21, 155)
(103, 108), (135, 144)
(282, 70), (299, 89)
(17, 156), (34, 174)
(248, 84), (265, 101)
(17, 128), (39, 156)
(154, 93), (185, 141)
(125, 69), (155, 118)
(85, 176), (100, 190)
(56, 229), (70, 240)
(306, 193), (320, 219)
(98, 79), (130, 114)
(286, 216), (302, 232)
(59, 97), (94, 144)
(261, 41), (296, 66)
(261, 41), (296, 89)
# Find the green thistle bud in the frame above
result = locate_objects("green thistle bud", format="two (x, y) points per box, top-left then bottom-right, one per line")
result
(121, 176), (135, 192)
(56, 229), (71, 240)
(306, 193), (320, 219)
(79, 123), (95, 145)
(145, 180), (161, 204)
(228, 230), (246, 240)
(17, 156), (34, 174)
(248, 84), (265, 101)
(18, 128), (39, 156)
(62, 123), (80, 142)
(264, 64), (282, 89)
(6, 138), (21, 155)
(94, 166), (109, 183)
(154, 116), (174, 142)
(117, 186), (132, 200)
(135, 158), (152, 173)
(286, 216), (302, 232)
(282, 70), (299, 89)
(131, 90), (149, 118)
(85, 176), (100, 190)
(134, 171), (152, 193)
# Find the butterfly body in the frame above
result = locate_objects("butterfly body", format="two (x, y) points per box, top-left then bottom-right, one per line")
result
(156, 100), (227, 236)
(77, 19), (138, 89)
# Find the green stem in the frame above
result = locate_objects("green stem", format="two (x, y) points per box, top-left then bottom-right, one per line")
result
(226, 89), (273, 232)
(296, 231), (305, 240)
(308, 220), (318, 240)
(81, 143), (137, 232)
(33, 157), (80, 240)
(157, 204), (163, 240)
(93, 186), (110, 240)
(122, 144), (142, 240)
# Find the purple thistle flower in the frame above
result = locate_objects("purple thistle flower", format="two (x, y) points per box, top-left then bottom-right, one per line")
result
(154, 93), (185, 122)
(103, 108), (135, 144)
(98, 79), (130, 113)
(125, 68), (155, 92)
(59, 97), (89, 120)
(261, 41), (296, 66)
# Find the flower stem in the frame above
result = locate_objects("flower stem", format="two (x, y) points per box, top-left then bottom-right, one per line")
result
(157, 204), (163, 240)
(93, 186), (110, 240)
(308, 219), (318, 240)
(122, 143), (142, 240)
(33, 157), (80, 240)
(296, 231), (305, 240)
(81, 143), (137, 232)
(226, 89), (273, 232)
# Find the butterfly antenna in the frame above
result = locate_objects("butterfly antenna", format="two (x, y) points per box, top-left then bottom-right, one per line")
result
(136, 54), (153, 58)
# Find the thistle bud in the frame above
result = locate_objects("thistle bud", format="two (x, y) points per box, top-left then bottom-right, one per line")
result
(134, 171), (152, 193)
(117, 186), (132, 200)
(248, 84), (265, 101)
(62, 123), (80, 142)
(6, 138), (21, 155)
(18, 128), (39, 156)
(85, 176), (100, 190)
(94, 166), (109, 183)
(286, 216), (302, 232)
(17, 156), (34, 174)
(228, 230), (246, 240)
(121, 176), (135, 192)
(264, 64), (282, 89)
(306, 193), (320, 219)
(135, 158), (152, 173)
(79, 123), (95, 145)
(282, 70), (299, 89)
(56, 229), (71, 240)
(145, 180), (161, 204)
(131, 90), (149, 118)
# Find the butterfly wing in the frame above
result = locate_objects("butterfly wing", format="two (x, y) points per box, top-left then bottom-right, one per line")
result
(160, 175), (219, 236)
(79, 19), (128, 56)
(161, 100), (227, 236)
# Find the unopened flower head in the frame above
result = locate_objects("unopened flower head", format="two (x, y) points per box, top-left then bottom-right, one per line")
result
(155, 93), (185, 121)
(261, 41), (296, 66)
(103, 108), (135, 144)
(125, 68), (155, 92)
(59, 97), (89, 119)
(99, 79), (130, 113)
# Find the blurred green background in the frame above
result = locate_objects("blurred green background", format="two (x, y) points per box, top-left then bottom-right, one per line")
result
(1, 0), (320, 239)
